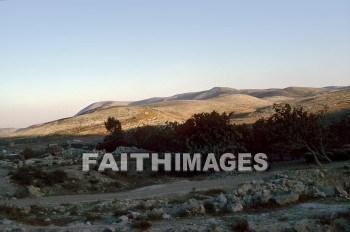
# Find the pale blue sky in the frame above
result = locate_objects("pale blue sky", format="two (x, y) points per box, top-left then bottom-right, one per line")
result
(0, 0), (349, 128)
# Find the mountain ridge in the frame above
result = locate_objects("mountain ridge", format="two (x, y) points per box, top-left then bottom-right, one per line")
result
(6, 86), (349, 137)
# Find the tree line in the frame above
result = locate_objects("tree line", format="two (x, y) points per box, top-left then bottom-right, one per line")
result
(96, 104), (350, 166)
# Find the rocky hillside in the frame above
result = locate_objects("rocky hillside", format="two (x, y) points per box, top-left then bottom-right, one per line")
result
(129, 86), (347, 106)
(6, 87), (350, 137)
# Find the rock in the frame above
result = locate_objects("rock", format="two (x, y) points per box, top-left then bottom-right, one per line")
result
(21, 206), (31, 214)
(85, 221), (91, 226)
(273, 193), (299, 205)
(290, 181), (305, 194)
(0, 219), (13, 225)
(258, 189), (272, 204)
(238, 183), (253, 195)
(162, 213), (171, 219)
(226, 194), (238, 203)
(148, 208), (163, 219)
(184, 200), (206, 216)
(27, 185), (44, 197)
(144, 200), (156, 209)
(129, 211), (141, 219)
(117, 215), (128, 223)
(54, 205), (65, 213)
(321, 186), (334, 196)
(226, 203), (243, 212)
(214, 193), (227, 207)
(242, 195), (254, 206)
(335, 187), (348, 198)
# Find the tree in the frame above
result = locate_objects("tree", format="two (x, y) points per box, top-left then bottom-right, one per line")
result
(96, 117), (123, 152)
(266, 104), (331, 166)
(176, 111), (237, 156)
(104, 117), (122, 134)
(123, 123), (184, 152)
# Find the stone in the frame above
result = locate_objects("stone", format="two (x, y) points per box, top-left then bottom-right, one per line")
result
(335, 187), (348, 198)
(0, 219), (12, 225)
(273, 193), (299, 205)
(238, 183), (253, 194)
(215, 193), (227, 205)
(21, 206), (31, 214)
(118, 215), (128, 222)
(226, 203), (243, 212)
(27, 185), (44, 197)
(148, 208), (164, 219)
(162, 213), (171, 219)
(185, 200), (206, 216)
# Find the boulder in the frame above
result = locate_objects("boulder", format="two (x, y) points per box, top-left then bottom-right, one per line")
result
(273, 193), (299, 205)
(334, 187), (348, 198)
(148, 208), (163, 220)
(27, 185), (44, 197)
(185, 200), (206, 216)
(226, 203), (243, 212)
(321, 186), (334, 197)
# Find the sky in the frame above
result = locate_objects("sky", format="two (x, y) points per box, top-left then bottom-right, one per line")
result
(0, 0), (349, 128)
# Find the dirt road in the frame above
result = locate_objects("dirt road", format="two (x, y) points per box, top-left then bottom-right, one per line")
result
(1, 160), (348, 207)
(0, 173), (266, 207)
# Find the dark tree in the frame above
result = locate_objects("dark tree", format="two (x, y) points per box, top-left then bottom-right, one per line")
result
(265, 104), (331, 166)
(176, 111), (237, 156)
(96, 117), (123, 152)
(104, 117), (122, 134)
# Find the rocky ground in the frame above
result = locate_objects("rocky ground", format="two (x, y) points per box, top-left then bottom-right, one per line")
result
(0, 160), (349, 231)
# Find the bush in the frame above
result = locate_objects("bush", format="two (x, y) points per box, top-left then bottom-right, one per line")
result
(10, 167), (45, 186)
(10, 167), (68, 187)
(114, 208), (129, 217)
(231, 218), (250, 232)
(43, 169), (67, 186)
(132, 219), (152, 230)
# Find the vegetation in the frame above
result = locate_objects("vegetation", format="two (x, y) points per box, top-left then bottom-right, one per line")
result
(11, 167), (68, 187)
(131, 219), (152, 230)
(97, 104), (350, 166)
(21, 148), (47, 159)
(96, 116), (124, 152)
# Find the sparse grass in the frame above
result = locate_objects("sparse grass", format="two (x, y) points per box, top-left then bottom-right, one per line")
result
(83, 212), (102, 222)
(69, 205), (79, 216)
(10, 167), (68, 187)
(114, 208), (129, 217)
(62, 180), (82, 193)
(278, 216), (289, 222)
(231, 218), (250, 232)
(176, 209), (188, 218)
(131, 219), (152, 231)
(202, 188), (227, 196)
(134, 201), (146, 211)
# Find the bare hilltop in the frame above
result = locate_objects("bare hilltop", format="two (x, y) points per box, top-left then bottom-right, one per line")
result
(5, 86), (350, 137)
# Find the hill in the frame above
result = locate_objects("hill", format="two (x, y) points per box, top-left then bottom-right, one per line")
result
(0, 128), (17, 136)
(6, 87), (350, 137)
(75, 101), (132, 116)
(128, 86), (343, 106)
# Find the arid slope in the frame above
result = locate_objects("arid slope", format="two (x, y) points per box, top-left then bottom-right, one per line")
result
(7, 89), (350, 137)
